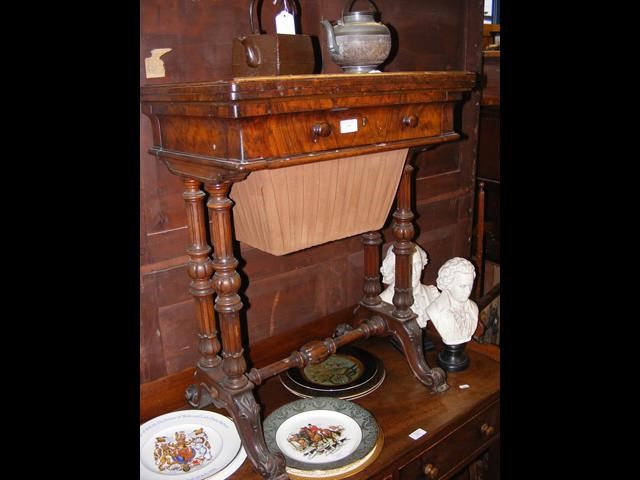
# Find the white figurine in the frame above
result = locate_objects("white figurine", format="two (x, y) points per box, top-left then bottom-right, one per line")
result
(425, 257), (479, 345)
(379, 245), (439, 328)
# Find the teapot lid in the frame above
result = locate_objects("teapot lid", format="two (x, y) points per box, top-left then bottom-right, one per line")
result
(342, 0), (379, 20)
(343, 11), (376, 22)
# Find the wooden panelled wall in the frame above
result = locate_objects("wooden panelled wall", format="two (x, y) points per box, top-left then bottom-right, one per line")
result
(140, 0), (483, 384)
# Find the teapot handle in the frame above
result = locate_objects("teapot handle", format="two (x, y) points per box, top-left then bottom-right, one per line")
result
(342, 0), (378, 20)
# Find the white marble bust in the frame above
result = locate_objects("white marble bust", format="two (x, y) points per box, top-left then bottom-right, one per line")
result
(379, 245), (439, 328)
(425, 257), (479, 345)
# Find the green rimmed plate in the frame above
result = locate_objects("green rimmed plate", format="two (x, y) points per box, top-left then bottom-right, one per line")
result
(263, 397), (379, 471)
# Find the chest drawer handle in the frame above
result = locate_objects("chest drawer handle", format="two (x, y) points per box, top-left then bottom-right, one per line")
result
(480, 423), (495, 437)
(402, 114), (419, 128)
(423, 463), (439, 478)
(312, 122), (332, 143)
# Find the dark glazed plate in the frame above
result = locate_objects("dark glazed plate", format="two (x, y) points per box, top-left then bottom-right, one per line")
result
(263, 397), (379, 471)
(280, 346), (385, 399)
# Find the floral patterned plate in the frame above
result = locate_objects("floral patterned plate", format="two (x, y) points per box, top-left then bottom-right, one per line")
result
(263, 397), (379, 471)
(140, 410), (242, 480)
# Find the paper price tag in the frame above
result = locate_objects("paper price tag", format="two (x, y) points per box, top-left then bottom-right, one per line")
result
(275, 10), (296, 35)
(340, 118), (358, 134)
(409, 428), (428, 440)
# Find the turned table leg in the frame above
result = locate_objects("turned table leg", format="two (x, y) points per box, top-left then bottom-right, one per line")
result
(182, 179), (221, 370)
(205, 181), (288, 480)
(391, 163), (416, 318)
(387, 162), (448, 393)
(206, 181), (246, 390)
(361, 231), (383, 306)
(181, 178), (223, 409)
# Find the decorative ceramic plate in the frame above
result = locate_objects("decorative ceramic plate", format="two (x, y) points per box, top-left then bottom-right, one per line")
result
(280, 347), (385, 399)
(263, 397), (379, 471)
(286, 429), (384, 480)
(281, 371), (386, 401)
(140, 410), (242, 480)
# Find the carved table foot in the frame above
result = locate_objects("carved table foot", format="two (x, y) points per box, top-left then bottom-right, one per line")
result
(388, 316), (449, 393)
(225, 388), (288, 480)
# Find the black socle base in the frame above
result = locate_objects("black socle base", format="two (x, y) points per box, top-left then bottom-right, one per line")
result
(437, 343), (469, 372)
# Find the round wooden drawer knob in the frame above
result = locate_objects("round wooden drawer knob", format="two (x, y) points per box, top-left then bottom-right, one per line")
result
(480, 422), (495, 437)
(402, 114), (419, 127)
(311, 122), (332, 142)
(423, 463), (439, 478)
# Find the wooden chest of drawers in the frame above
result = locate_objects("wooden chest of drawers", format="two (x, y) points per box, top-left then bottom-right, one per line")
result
(397, 400), (499, 479)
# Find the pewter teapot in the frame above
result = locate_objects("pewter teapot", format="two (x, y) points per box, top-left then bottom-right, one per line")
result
(321, 0), (391, 73)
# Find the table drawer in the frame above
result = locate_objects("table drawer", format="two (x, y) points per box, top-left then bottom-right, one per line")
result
(398, 400), (499, 480)
(240, 102), (454, 160)
(152, 99), (458, 163)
